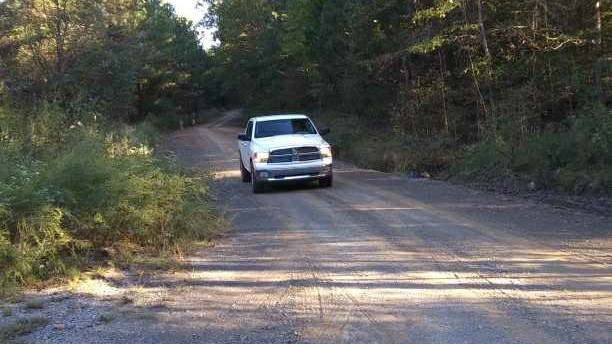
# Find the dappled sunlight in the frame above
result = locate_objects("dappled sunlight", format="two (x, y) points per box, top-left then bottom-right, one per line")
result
(213, 169), (242, 180)
(67, 277), (124, 298)
(142, 122), (612, 343)
(125, 214), (611, 343)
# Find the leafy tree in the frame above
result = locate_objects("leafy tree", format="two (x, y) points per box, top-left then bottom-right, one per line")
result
(0, 0), (212, 127)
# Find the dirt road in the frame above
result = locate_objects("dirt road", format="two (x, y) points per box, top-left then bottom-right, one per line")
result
(14, 113), (612, 343)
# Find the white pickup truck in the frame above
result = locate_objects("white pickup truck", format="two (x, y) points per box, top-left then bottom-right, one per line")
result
(237, 114), (333, 193)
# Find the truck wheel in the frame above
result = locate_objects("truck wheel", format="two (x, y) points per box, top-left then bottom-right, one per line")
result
(240, 157), (251, 182)
(319, 174), (333, 187)
(251, 162), (265, 193)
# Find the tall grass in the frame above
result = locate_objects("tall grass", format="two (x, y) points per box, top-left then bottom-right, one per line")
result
(0, 106), (219, 295)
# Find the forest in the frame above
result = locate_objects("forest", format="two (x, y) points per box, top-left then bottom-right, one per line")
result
(204, 0), (611, 191)
(0, 0), (610, 291)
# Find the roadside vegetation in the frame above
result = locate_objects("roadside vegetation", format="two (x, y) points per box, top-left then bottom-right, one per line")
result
(204, 0), (611, 194)
(0, 113), (218, 294)
(0, 0), (219, 295)
(0, 315), (48, 341)
(1, 0), (610, 295)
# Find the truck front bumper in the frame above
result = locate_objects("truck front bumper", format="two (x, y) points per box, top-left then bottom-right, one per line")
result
(253, 159), (333, 182)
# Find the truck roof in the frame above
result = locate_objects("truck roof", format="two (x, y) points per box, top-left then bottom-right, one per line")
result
(251, 114), (308, 122)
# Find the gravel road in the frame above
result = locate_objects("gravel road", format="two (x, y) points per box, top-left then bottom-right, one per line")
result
(5, 112), (611, 344)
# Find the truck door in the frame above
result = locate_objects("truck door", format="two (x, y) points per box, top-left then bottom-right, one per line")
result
(239, 121), (253, 169)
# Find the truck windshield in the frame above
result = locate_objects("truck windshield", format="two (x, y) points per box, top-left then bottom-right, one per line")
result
(254, 119), (317, 138)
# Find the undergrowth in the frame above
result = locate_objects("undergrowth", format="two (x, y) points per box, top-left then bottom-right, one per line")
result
(0, 105), (220, 295)
(456, 109), (612, 194)
(310, 110), (460, 173)
(309, 107), (611, 195)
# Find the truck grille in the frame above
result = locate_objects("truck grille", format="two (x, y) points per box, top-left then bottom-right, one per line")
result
(269, 146), (321, 163)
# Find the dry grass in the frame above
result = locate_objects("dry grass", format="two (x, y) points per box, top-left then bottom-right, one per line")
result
(0, 316), (48, 341)
(23, 300), (44, 311)
(2, 307), (12, 317)
(97, 313), (115, 324)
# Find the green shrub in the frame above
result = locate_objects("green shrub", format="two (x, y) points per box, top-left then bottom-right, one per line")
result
(312, 110), (458, 173)
(15, 206), (78, 280)
(454, 108), (612, 193)
(0, 108), (219, 294)
(0, 229), (28, 293)
(455, 136), (512, 177)
(573, 110), (612, 166)
(133, 119), (161, 146)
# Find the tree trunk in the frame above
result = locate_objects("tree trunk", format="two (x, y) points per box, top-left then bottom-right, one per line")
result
(476, 0), (491, 59)
(595, 1), (602, 49)
(462, 1), (490, 138)
(52, 0), (66, 75)
(594, 1), (603, 102)
(476, 0), (496, 135)
(438, 49), (449, 134)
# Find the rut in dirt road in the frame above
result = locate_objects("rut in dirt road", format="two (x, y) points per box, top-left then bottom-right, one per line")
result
(18, 114), (612, 344)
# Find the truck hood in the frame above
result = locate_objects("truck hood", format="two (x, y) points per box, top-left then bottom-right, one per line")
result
(254, 134), (328, 150)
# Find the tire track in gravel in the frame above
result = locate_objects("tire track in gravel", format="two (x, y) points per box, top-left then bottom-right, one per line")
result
(289, 185), (565, 344)
(315, 176), (610, 344)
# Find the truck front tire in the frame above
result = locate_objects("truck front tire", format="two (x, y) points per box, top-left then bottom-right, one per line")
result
(319, 174), (333, 187)
(251, 162), (265, 193)
(240, 157), (251, 182)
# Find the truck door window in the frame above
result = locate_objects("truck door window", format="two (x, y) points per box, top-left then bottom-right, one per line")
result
(246, 121), (253, 139)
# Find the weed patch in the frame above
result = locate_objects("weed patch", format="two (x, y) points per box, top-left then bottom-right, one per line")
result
(0, 107), (221, 295)
(455, 110), (612, 194)
(24, 300), (44, 311)
(0, 316), (48, 341)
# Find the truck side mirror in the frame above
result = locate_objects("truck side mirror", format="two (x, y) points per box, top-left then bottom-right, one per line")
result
(319, 128), (330, 136)
(237, 133), (251, 141)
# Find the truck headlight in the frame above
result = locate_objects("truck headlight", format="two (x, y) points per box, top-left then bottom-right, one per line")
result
(253, 152), (269, 163)
(320, 146), (332, 158)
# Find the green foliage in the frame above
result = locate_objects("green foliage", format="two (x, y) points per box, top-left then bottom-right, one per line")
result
(0, 228), (29, 292)
(458, 110), (612, 193)
(0, 106), (219, 294)
(0, 1), (223, 295)
(460, 137), (511, 173)
(573, 110), (612, 166)
(0, 0), (212, 127)
(413, 0), (461, 24)
(313, 111), (458, 173)
(408, 36), (449, 54)
(0, 0), (223, 294)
